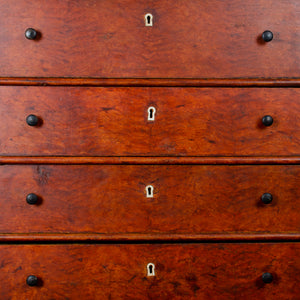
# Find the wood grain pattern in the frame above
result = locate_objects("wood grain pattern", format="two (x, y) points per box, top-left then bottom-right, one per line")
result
(1, 87), (300, 156)
(1, 1), (299, 299)
(0, 165), (299, 235)
(0, 233), (299, 242)
(1, 78), (300, 87)
(0, 243), (299, 299)
(0, 0), (299, 78)
(3, 156), (300, 165)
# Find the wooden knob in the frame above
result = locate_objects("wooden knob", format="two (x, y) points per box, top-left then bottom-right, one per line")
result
(26, 193), (39, 205)
(26, 275), (38, 286)
(25, 28), (37, 40)
(261, 193), (273, 204)
(262, 272), (273, 284)
(262, 115), (273, 127)
(26, 114), (39, 126)
(262, 30), (273, 42)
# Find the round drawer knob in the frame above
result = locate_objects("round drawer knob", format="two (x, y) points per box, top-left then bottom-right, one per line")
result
(261, 193), (273, 204)
(26, 114), (39, 126)
(25, 28), (37, 40)
(262, 30), (273, 42)
(262, 272), (273, 284)
(26, 193), (39, 205)
(26, 275), (38, 286)
(262, 115), (273, 127)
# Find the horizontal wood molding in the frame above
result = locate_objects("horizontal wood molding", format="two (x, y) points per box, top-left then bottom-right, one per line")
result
(0, 233), (299, 242)
(1, 156), (300, 165)
(0, 78), (299, 87)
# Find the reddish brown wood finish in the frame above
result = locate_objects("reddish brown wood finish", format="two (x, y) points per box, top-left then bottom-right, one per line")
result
(3, 156), (300, 165)
(0, 243), (299, 299)
(1, 78), (300, 87)
(0, 87), (300, 156)
(0, 0), (299, 78)
(0, 233), (299, 242)
(0, 165), (299, 235)
(0, 1), (298, 298)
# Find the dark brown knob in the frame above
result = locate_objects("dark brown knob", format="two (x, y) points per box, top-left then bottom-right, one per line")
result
(26, 275), (38, 286)
(262, 115), (273, 127)
(25, 28), (37, 40)
(262, 272), (273, 284)
(262, 30), (273, 42)
(26, 193), (39, 205)
(261, 193), (273, 204)
(26, 114), (39, 126)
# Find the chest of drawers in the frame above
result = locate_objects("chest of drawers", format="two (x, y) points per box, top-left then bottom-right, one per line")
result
(0, 1), (299, 299)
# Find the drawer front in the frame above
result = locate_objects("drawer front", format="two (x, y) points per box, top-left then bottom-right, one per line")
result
(0, 243), (299, 299)
(1, 87), (300, 156)
(1, 165), (299, 235)
(0, 0), (299, 78)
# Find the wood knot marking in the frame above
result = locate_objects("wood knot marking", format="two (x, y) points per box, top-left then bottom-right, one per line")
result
(35, 166), (50, 186)
(102, 32), (115, 40)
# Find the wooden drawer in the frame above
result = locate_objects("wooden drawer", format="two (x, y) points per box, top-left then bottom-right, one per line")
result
(0, 0), (299, 78)
(1, 87), (300, 156)
(0, 243), (299, 299)
(1, 164), (299, 236)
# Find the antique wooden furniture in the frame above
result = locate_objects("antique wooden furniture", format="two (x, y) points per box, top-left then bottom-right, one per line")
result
(0, 0), (299, 299)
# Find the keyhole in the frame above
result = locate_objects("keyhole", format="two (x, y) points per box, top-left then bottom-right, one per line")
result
(147, 107), (156, 121)
(146, 185), (154, 198)
(147, 263), (155, 276)
(145, 13), (153, 26)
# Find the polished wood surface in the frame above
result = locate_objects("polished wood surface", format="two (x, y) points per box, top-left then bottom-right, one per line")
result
(0, 233), (299, 242)
(0, 78), (300, 87)
(0, 87), (300, 156)
(1, 0), (299, 298)
(0, 243), (299, 299)
(0, 0), (299, 78)
(3, 156), (300, 165)
(0, 165), (299, 235)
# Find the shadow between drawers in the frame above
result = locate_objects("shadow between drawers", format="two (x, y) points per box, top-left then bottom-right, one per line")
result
(0, 233), (299, 244)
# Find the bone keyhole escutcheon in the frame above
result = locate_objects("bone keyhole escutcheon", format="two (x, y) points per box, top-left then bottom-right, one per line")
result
(147, 107), (156, 121)
(147, 263), (155, 276)
(145, 13), (153, 26)
(146, 185), (154, 198)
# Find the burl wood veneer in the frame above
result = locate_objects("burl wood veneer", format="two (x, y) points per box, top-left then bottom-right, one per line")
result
(0, 243), (299, 300)
(0, 0), (299, 78)
(0, 0), (299, 298)
(0, 165), (299, 236)
(0, 87), (300, 156)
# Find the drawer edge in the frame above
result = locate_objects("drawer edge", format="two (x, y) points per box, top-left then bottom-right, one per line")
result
(2, 156), (300, 165)
(0, 233), (299, 243)
(0, 78), (299, 87)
